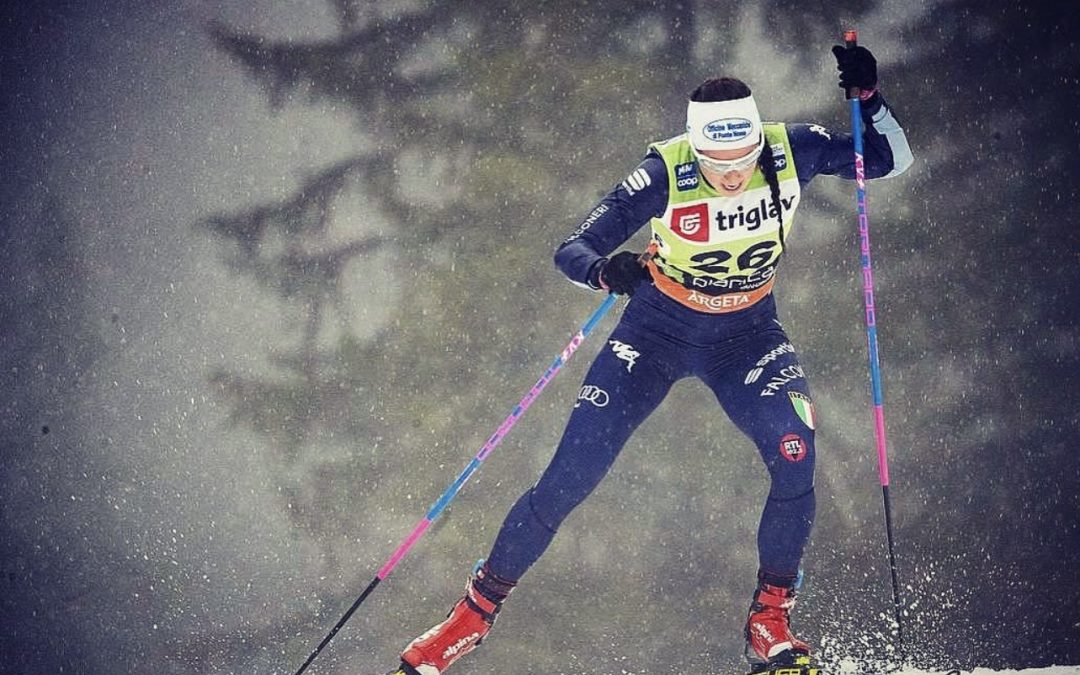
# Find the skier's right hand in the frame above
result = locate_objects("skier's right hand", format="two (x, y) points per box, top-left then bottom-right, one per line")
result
(593, 251), (651, 296)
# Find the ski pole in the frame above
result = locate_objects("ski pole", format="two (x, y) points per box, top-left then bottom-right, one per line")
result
(292, 293), (619, 675)
(843, 28), (906, 656)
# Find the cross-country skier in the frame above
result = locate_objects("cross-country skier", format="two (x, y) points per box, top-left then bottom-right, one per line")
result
(395, 42), (912, 675)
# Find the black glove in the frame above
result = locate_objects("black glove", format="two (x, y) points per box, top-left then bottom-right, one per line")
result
(831, 44), (877, 93)
(593, 251), (650, 296)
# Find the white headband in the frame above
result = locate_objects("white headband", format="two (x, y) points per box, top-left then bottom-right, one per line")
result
(686, 95), (763, 151)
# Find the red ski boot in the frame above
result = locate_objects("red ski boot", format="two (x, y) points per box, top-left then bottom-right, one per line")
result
(744, 581), (811, 667)
(400, 566), (512, 675)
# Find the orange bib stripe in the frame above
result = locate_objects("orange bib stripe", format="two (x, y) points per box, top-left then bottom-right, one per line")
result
(648, 261), (776, 314)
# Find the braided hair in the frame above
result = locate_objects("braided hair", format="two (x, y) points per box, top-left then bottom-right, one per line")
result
(689, 78), (786, 247)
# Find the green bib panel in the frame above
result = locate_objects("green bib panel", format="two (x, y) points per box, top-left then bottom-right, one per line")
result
(647, 124), (801, 299)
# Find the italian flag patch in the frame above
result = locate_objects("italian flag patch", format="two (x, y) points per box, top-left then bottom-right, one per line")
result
(788, 392), (816, 430)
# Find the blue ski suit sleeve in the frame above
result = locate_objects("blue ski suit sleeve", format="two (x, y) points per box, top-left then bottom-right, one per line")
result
(789, 93), (914, 185)
(553, 153), (669, 288)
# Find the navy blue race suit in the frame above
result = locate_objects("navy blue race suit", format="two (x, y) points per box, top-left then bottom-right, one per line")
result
(485, 95), (913, 584)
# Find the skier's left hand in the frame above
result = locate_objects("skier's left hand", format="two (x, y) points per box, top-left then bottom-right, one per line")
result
(831, 44), (877, 94)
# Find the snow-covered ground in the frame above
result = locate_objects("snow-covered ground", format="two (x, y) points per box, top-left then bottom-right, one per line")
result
(612, 667), (1080, 675)
(934, 670), (1076, 675)
(842, 665), (1080, 669)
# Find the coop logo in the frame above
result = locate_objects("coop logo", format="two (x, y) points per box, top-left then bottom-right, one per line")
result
(669, 204), (709, 242)
(778, 433), (808, 462)
(770, 143), (788, 171)
(575, 385), (610, 408)
(674, 162), (699, 191)
(702, 117), (754, 142)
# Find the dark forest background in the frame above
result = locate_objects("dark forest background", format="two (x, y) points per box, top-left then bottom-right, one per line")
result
(2, 1), (1079, 674)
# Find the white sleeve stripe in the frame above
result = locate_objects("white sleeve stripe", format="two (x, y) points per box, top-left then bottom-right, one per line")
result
(871, 105), (914, 178)
(568, 278), (599, 291)
(621, 167), (652, 194)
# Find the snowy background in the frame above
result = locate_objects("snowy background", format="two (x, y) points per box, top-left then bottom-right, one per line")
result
(2, 1), (1078, 674)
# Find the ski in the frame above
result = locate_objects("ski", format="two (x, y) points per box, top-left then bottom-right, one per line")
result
(749, 664), (822, 675)
(748, 652), (823, 675)
(385, 656), (825, 675)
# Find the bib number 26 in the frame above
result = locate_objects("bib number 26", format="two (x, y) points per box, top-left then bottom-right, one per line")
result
(687, 240), (779, 275)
